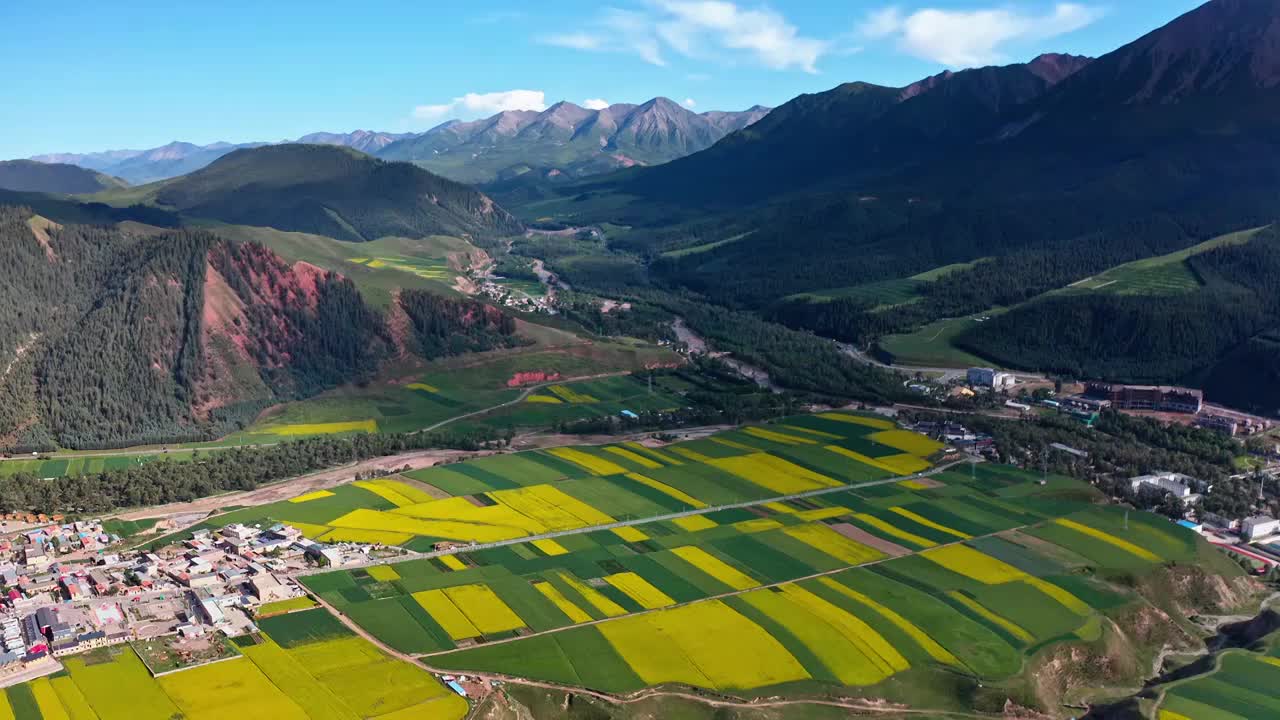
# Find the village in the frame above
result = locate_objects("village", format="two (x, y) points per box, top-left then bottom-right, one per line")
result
(0, 515), (411, 686)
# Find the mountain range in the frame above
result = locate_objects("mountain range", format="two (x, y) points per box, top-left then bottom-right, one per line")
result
(378, 98), (771, 184)
(0, 160), (127, 195)
(20, 99), (769, 186)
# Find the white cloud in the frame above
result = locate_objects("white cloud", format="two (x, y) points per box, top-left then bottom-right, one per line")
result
(583, 98), (611, 110)
(413, 90), (548, 121)
(859, 3), (1104, 67)
(539, 1), (827, 73)
(683, 97), (697, 107)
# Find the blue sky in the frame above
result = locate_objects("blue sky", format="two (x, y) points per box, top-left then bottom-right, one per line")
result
(2, 1), (1205, 158)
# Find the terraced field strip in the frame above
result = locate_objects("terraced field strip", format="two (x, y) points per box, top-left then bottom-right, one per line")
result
(294, 461), (964, 577)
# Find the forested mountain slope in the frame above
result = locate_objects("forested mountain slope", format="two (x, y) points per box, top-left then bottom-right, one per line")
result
(0, 160), (126, 194)
(0, 205), (522, 450)
(147, 145), (523, 242)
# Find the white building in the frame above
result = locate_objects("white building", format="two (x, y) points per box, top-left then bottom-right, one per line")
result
(967, 367), (1015, 390)
(1242, 516), (1280, 541)
(1130, 472), (1196, 499)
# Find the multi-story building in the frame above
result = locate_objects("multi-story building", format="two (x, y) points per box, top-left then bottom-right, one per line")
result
(1085, 383), (1203, 413)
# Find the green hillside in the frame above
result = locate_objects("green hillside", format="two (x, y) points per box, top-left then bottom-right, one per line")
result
(0, 159), (126, 194)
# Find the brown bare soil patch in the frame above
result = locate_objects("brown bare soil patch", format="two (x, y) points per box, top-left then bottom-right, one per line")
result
(831, 523), (911, 557)
(27, 215), (61, 261)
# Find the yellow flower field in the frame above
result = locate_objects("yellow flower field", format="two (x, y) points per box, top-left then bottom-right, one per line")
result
(734, 518), (783, 533)
(440, 555), (467, 571)
(495, 484), (614, 530)
(818, 578), (961, 668)
(869, 429), (945, 456)
(329, 508), (524, 543)
(51, 676), (97, 720)
(63, 646), (180, 720)
(289, 489), (334, 503)
(556, 572), (627, 617)
(393, 496), (545, 535)
(266, 420), (377, 436)
(365, 565), (400, 582)
(352, 480), (414, 507)
(784, 524), (885, 566)
(739, 588), (893, 686)
(946, 591), (1034, 644)
(823, 445), (906, 475)
(534, 581), (592, 623)
(283, 521), (332, 540)
(365, 478), (438, 504)
(532, 538), (569, 556)
(287, 636), (461, 719)
(413, 590), (480, 640)
(742, 426), (817, 445)
(524, 394), (562, 404)
(599, 600), (810, 690)
(795, 507), (852, 522)
(709, 437), (758, 452)
(897, 479), (929, 490)
(406, 382), (439, 393)
(889, 507), (972, 540)
(780, 584), (909, 676)
(241, 640), (360, 720)
(31, 678), (71, 720)
(612, 526), (649, 542)
(780, 424), (843, 439)
(670, 546), (759, 590)
(545, 447), (627, 475)
(158, 657), (310, 720)
(604, 572), (675, 609)
(623, 472), (707, 508)
(817, 413), (895, 430)
(707, 453), (842, 494)
(1053, 518), (1162, 562)
(548, 384), (599, 403)
(444, 584), (525, 635)
(624, 442), (682, 465)
(317, 528), (414, 546)
(925, 544), (1090, 615)
(853, 513), (936, 548)
(877, 453), (933, 475)
(602, 446), (663, 469)
(672, 515), (717, 532)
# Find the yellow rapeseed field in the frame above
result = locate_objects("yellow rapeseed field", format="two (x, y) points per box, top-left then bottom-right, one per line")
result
(367, 478), (437, 504)
(877, 453), (933, 475)
(670, 546), (759, 590)
(795, 507), (852, 522)
(289, 489), (335, 503)
(818, 578), (961, 668)
(393, 496), (545, 535)
(534, 581), (592, 623)
(734, 518), (783, 533)
(444, 584), (525, 634)
(1053, 518), (1162, 562)
(267, 420), (377, 436)
(602, 446), (663, 469)
(1157, 712), (1194, 720)
(413, 590), (479, 640)
(784, 524), (885, 566)
(823, 445), (904, 475)
(545, 447), (627, 475)
(30, 678), (70, 720)
(670, 446), (716, 463)
(329, 508), (524, 543)
(946, 591), (1035, 644)
(623, 473), (707, 508)
(548, 385), (599, 403)
(406, 382), (439, 393)
(495, 484), (614, 530)
(282, 521), (332, 540)
(817, 413), (895, 430)
(780, 585), (908, 676)
(604, 572), (675, 609)
(50, 676), (97, 720)
(0, 692), (14, 720)
(897, 479), (929, 490)
(742, 426), (817, 445)
(317, 528), (414, 546)
(671, 515), (717, 532)
(869, 429), (945, 457)
(556, 572), (627, 617)
(707, 453), (841, 494)
(852, 513), (936, 548)
(888, 507), (972, 540)
(764, 501), (797, 514)
(524, 394), (563, 404)
(780, 424), (844, 439)
(709, 437), (758, 452)
(925, 545), (1091, 615)
(241, 640), (360, 720)
(287, 636), (460, 719)
(532, 539), (569, 556)
(612, 526), (649, 542)
(739, 589), (890, 686)
(159, 657), (310, 720)
(599, 600), (810, 690)
(353, 480), (416, 508)
(366, 565), (400, 582)
(439, 555), (467, 571)
(624, 442), (682, 465)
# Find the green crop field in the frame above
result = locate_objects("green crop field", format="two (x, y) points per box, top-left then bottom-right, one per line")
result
(879, 309), (1007, 367)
